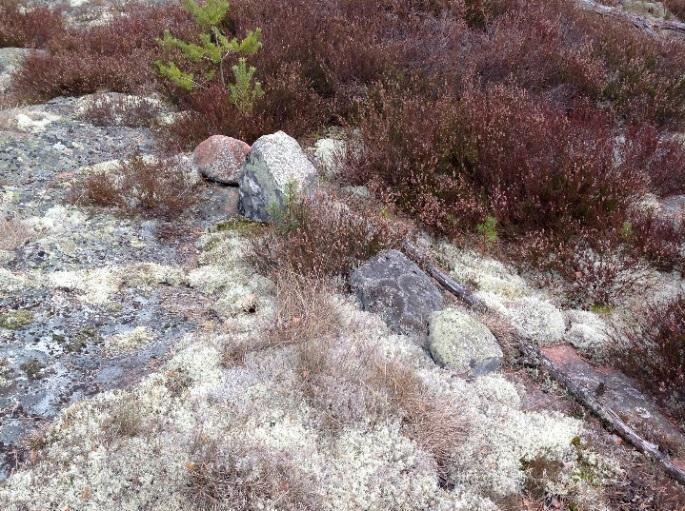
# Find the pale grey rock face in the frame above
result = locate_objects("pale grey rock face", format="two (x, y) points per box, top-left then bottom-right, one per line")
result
(349, 250), (444, 340)
(657, 194), (685, 228)
(314, 137), (346, 178)
(192, 135), (250, 185)
(0, 48), (34, 95)
(429, 308), (503, 376)
(238, 131), (318, 222)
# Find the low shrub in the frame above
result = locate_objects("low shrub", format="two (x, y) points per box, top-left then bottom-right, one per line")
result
(626, 212), (685, 272)
(74, 155), (198, 220)
(613, 294), (685, 421)
(347, 85), (648, 239)
(0, 1), (64, 48)
(665, 0), (685, 19)
(248, 191), (404, 278)
(12, 3), (198, 102)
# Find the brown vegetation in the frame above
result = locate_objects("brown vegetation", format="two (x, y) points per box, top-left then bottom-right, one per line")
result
(614, 295), (685, 421)
(74, 155), (198, 220)
(186, 440), (320, 510)
(248, 192), (404, 278)
(0, 217), (31, 251)
(0, 1), (63, 48)
(11, 3), (197, 102)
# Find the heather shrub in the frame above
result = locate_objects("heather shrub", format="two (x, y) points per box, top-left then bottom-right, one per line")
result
(74, 155), (198, 220)
(348, 85), (648, 239)
(613, 294), (685, 421)
(248, 192), (404, 278)
(665, 0), (685, 19)
(626, 212), (685, 272)
(12, 3), (198, 102)
(345, 89), (487, 234)
(0, 1), (63, 48)
(585, 8), (685, 126)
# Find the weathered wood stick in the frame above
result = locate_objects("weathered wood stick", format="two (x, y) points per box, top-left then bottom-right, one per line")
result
(401, 241), (481, 308)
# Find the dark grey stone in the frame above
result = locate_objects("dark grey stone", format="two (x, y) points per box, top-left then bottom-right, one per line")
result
(349, 250), (444, 340)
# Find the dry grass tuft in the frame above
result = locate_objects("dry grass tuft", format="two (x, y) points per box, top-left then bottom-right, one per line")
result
(369, 359), (468, 482)
(186, 439), (320, 510)
(102, 398), (142, 440)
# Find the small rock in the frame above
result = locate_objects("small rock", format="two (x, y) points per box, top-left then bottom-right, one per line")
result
(193, 135), (250, 185)
(657, 194), (685, 229)
(350, 249), (444, 339)
(238, 131), (318, 222)
(429, 308), (503, 376)
(482, 294), (566, 346)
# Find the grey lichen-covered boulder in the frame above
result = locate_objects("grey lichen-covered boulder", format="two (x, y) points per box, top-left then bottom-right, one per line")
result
(350, 250), (444, 339)
(429, 309), (503, 376)
(238, 131), (318, 222)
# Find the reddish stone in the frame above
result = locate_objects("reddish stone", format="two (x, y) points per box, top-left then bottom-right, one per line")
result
(192, 135), (250, 185)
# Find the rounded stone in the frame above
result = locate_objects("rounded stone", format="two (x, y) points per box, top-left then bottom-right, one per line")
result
(192, 135), (251, 185)
(429, 308), (503, 376)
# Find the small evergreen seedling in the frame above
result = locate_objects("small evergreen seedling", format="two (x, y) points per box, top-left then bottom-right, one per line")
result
(156, 0), (263, 113)
(476, 215), (498, 244)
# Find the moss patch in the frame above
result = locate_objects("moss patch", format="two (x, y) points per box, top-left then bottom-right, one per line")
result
(213, 217), (265, 236)
(0, 310), (33, 330)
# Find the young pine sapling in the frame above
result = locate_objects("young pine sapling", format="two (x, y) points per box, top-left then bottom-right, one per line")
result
(156, 0), (263, 113)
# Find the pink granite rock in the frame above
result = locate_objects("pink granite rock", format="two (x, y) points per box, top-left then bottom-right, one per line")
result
(192, 135), (251, 185)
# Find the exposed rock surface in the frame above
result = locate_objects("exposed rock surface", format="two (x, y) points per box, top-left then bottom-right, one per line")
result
(350, 250), (444, 339)
(0, 48), (35, 95)
(542, 344), (685, 455)
(429, 308), (503, 376)
(0, 94), (237, 479)
(192, 135), (250, 185)
(238, 131), (318, 222)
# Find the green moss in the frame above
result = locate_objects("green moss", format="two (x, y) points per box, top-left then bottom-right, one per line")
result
(213, 217), (264, 236)
(590, 304), (612, 315)
(0, 309), (34, 330)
